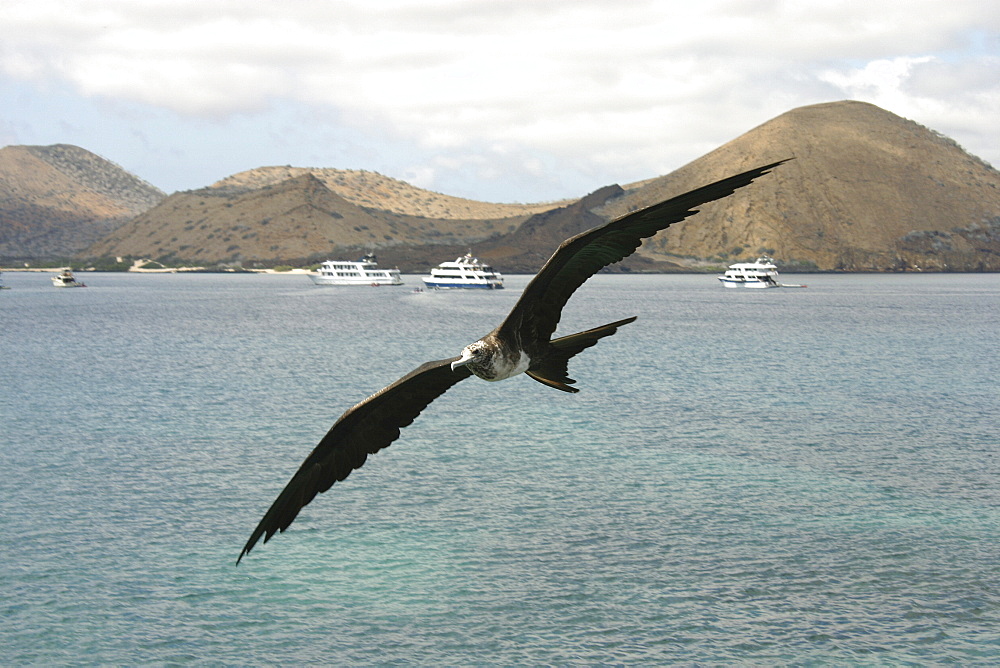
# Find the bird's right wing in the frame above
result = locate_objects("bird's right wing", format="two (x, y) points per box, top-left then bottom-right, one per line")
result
(238, 357), (473, 563)
(499, 160), (788, 344)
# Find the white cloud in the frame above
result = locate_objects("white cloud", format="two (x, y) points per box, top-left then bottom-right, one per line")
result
(1, 0), (998, 199)
(818, 56), (936, 109)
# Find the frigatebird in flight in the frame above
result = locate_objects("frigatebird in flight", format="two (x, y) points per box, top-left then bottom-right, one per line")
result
(238, 160), (787, 562)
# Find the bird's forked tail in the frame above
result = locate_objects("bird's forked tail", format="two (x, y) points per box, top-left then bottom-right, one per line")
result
(525, 316), (637, 393)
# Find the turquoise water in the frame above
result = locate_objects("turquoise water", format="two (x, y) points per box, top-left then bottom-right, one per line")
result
(1, 271), (998, 664)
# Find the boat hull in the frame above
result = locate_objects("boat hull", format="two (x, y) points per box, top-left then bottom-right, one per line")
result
(718, 277), (779, 289)
(421, 280), (503, 290)
(309, 275), (403, 286)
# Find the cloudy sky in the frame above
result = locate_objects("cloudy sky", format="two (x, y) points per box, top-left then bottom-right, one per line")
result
(2, 0), (997, 202)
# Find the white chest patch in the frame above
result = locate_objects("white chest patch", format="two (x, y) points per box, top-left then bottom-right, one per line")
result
(489, 350), (531, 382)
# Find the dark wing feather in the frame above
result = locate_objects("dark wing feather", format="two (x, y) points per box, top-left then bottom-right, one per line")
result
(238, 357), (473, 562)
(499, 160), (788, 343)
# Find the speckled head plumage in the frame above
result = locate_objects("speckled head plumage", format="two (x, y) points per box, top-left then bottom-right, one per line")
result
(452, 340), (494, 378)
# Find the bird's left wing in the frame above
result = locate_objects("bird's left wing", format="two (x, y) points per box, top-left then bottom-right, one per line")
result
(499, 160), (788, 343)
(238, 357), (473, 563)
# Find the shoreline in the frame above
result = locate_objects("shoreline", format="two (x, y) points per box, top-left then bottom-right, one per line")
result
(1, 266), (314, 274)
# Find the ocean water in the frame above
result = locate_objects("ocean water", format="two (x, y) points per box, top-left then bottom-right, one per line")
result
(1, 270), (998, 665)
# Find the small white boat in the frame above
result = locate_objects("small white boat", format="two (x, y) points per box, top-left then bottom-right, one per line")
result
(422, 253), (504, 290)
(718, 256), (805, 289)
(309, 254), (403, 286)
(51, 269), (86, 288)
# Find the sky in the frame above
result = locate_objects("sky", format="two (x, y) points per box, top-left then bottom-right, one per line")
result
(1, 0), (998, 203)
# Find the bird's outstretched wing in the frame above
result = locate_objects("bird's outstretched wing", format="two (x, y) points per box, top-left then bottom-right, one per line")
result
(238, 357), (473, 563)
(499, 160), (788, 343)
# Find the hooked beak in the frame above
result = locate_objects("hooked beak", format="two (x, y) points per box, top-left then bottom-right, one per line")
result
(451, 350), (474, 371)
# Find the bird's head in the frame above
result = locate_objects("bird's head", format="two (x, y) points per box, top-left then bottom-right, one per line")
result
(451, 341), (488, 372)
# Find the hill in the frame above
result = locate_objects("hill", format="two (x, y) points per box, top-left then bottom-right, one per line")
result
(86, 171), (554, 265)
(85, 165), (571, 265)
(211, 166), (566, 220)
(0, 144), (165, 260)
(597, 101), (1000, 271)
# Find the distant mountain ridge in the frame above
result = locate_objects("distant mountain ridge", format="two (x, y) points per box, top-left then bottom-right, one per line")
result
(0, 144), (165, 259)
(210, 166), (565, 220)
(24, 145), (165, 212)
(3, 101), (999, 271)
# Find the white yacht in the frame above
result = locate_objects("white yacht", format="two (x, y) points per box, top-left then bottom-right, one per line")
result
(51, 269), (86, 288)
(422, 253), (504, 290)
(309, 254), (403, 286)
(718, 256), (805, 289)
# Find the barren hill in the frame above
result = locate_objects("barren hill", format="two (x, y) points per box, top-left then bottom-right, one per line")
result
(87, 171), (544, 264)
(211, 167), (565, 219)
(597, 101), (1000, 271)
(0, 144), (165, 259)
